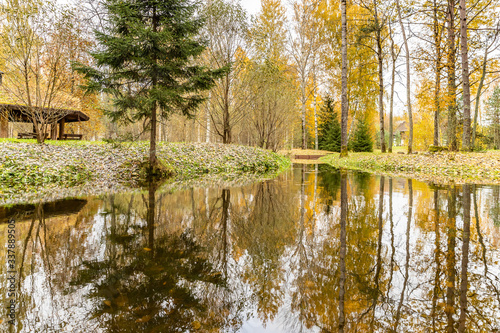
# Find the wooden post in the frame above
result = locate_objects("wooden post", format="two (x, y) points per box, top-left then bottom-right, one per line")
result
(58, 119), (65, 140)
(51, 122), (57, 140)
(0, 110), (8, 138)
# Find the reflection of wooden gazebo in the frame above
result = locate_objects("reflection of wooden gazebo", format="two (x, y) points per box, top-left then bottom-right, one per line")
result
(0, 198), (88, 223)
(0, 103), (89, 140)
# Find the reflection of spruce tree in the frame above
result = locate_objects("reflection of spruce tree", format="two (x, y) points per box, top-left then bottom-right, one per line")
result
(350, 116), (373, 152)
(317, 164), (341, 208)
(68, 185), (233, 333)
(318, 97), (341, 152)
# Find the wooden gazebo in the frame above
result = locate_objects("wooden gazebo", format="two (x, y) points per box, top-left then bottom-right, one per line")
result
(0, 103), (89, 140)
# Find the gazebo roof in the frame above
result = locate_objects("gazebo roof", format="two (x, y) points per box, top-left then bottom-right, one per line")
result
(0, 103), (89, 123)
(396, 121), (408, 133)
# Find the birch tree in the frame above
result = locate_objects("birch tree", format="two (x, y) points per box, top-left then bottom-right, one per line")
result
(356, 0), (391, 153)
(446, 0), (458, 151)
(340, 0), (349, 157)
(289, 0), (322, 149)
(203, 0), (249, 144)
(395, 0), (414, 153)
(459, 0), (471, 151)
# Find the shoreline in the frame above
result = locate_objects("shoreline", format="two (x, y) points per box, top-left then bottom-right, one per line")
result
(320, 151), (500, 185)
(0, 141), (290, 205)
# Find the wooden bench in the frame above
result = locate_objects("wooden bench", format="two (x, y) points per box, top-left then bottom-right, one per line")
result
(294, 154), (325, 160)
(17, 132), (48, 140)
(61, 133), (83, 140)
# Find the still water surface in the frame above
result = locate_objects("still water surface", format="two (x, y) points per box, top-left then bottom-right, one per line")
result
(1, 165), (499, 332)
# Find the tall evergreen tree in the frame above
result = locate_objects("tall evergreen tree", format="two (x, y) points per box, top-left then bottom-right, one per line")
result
(74, 0), (226, 171)
(318, 98), (341, 152)
(350, 116), (373, 152)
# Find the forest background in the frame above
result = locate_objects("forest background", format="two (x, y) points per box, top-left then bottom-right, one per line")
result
(1, 0), (499, 153)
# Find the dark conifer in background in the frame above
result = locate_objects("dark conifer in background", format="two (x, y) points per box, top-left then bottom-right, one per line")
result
(318, 97), (341, 152)
(74, 0), (226, 173)
(350, 115), (373, 152)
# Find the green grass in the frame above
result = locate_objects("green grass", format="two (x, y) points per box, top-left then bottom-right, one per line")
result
(0, 138), (108, 146)
(320, 150), (500, 184)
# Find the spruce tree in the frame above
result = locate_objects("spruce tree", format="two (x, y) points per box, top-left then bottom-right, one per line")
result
(74, 0), (226, 172)
(350, 116), (373, 152)
(318, 97), (341, 152)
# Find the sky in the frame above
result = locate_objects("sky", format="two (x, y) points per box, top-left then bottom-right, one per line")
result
(240, 0), (262, 17)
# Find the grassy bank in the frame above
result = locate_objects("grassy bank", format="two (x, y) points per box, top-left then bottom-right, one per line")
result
(0, 140), (290, 204)
(321, 150), (500, 185)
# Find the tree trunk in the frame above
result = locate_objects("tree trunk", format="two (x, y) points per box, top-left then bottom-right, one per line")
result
(150, 6), (158, 169)
(223, 74), (231, 144)
(433, 0), (442, 146)
(432, 189), (441, 331)
(458, 184), (470, 332)
(314, 74), (318, 150)
(394, 179), (412, 331)
(301, 81), (307, 150)
(374, 2), (385, 153)
(150, 103), (157, 168)
(447, 0), (458, 151)
(147, 182), (156, 251)
(396, 0), (413, 154)
(339, 169), (347, 331)
(472, 47), (488, 148)
(459, 0), (471, 151)
(340, 0), (349, 158)
(389, 20), (397, 153)
(206, 93), (211, 143)
(446, 186), (457, 332)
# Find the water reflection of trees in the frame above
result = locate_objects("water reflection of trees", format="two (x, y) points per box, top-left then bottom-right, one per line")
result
(284, 170), (500, 332)
(68, 185), (239, 333)
(234, 177), (297, 323)
(2, 168), (500, 332)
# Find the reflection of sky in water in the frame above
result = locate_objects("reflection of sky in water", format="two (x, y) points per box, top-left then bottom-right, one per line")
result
(1, 165), (499, 332)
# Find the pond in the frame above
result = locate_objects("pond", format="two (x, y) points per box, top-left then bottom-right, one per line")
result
(1, 165), (499, 332)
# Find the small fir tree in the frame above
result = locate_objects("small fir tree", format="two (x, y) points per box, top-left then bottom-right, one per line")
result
(74, 0), (226, 172)
(318, 97), (341, 152)
(350, 116), (373, 152)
